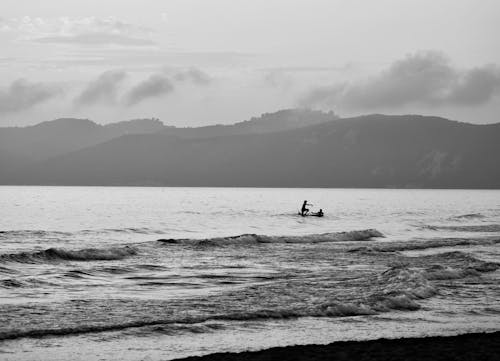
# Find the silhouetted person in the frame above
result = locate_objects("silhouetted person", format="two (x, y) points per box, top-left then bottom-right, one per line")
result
(301, 200), (312, 216)
(317, 209), (324, 217)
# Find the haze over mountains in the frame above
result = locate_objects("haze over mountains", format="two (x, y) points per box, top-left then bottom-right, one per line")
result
(1, 109), (499, 188)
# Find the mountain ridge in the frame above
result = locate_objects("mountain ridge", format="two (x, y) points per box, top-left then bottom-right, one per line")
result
(2, 113), (499, 188)
(0, 109), (337, 178)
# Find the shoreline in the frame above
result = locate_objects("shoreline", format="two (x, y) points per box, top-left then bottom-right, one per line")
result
(174, 331), (500, 361)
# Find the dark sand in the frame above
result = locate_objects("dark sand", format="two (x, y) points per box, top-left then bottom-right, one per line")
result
(174, 331), (500, 361)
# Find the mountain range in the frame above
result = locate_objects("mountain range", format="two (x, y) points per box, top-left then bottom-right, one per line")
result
(1, 109), (498, 188)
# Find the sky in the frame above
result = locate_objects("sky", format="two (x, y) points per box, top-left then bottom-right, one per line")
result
(1, 0), (500, 126)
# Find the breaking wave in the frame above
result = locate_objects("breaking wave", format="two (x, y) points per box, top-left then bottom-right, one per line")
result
(0, 262), (456, 341)
(157, 229), (384, 246)
(0, 301), (417, 340)
(0, 246), (136, 264)
(369, 265), (437, 311)
(424, 265), (481, 280)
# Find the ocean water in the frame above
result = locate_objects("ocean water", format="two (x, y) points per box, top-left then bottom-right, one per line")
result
(0, 186), (499, 360)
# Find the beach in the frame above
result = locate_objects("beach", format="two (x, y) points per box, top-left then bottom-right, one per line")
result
(176, 331), (500, 361)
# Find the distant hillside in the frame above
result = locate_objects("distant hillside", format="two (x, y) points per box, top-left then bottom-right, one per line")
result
(3, 114), (499, 188)
(105, 118), (165, 134)
(0, 109), (335, 178)
(0, 118), (161, 162)
(161, 109), (338, 138)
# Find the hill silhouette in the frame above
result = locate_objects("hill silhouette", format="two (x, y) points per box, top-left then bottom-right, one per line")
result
(2, 113), (499, 188)
(0, 109), (335, 179)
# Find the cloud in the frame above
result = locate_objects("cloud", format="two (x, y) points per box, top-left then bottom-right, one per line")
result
(263, 69), (294, 89)
(299, 51), (500, 110)
(0, 79), (61, 114)
(173, 67), (211, 85)
(447, 65), (500, 105)
(73, 67), (212, 107)
(125, 74), (174, 106)
(123, 67), (211, 106)
(262, 65), (355, 73)
(35, 33), (155, 46)
(75, 70), (127, 106)
(1, 16), (155, 47)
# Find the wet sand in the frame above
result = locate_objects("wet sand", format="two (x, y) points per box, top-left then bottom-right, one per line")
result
(174, 331), (500, 361)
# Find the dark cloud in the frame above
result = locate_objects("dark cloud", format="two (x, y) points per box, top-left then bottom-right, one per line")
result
(447, 65), (500, 105)
(35, 33), (155, 47)
(75, 67), (211, 108)
(75, 70), (127, 106)
(125, 74), (174, 106)
(172, 67), (212, 85)
(299, 51), (500, 110)
(0, 79), (61, 114)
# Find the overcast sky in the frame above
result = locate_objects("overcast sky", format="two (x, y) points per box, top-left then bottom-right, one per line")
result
(1, 0), (499, 126)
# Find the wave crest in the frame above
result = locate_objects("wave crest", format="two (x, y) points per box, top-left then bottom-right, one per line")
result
(375, 265), (437, 305)
(424, 265), (480, 280)
(158, 229), (384, 246)
(453, 213), (486, 220)
(0, 246), (136, 264)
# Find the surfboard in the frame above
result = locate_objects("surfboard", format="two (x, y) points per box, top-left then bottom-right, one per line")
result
(298, 212), (324, 217)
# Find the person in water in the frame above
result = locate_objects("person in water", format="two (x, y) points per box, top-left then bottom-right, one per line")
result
(301, 200), (312, 216)
(316, 209), (324, 217)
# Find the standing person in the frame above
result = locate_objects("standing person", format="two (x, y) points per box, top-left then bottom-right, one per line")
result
(301, 200), (312, 216)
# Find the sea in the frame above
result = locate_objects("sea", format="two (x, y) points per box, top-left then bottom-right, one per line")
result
(0, 186), (499, 360)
